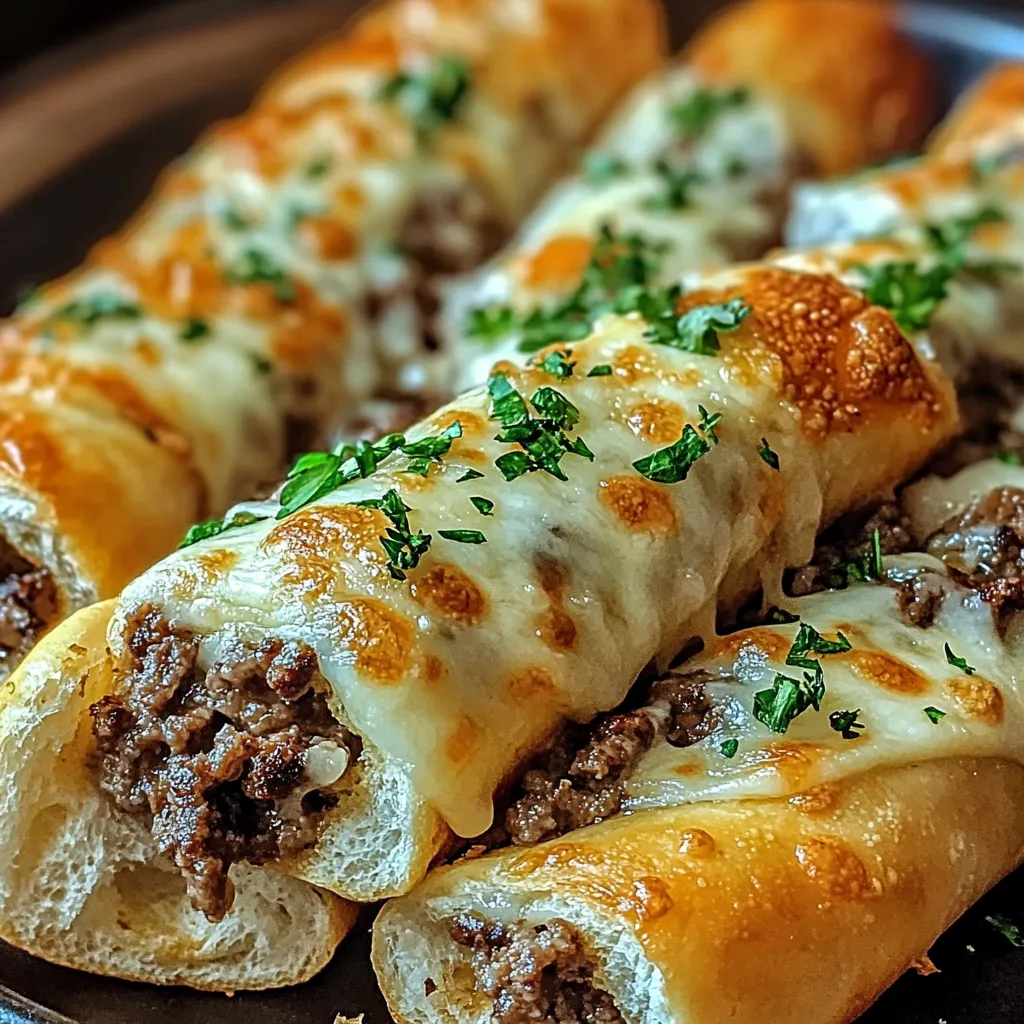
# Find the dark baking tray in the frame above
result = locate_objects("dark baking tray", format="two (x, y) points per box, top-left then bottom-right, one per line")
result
(3, 1), (1024, 1021)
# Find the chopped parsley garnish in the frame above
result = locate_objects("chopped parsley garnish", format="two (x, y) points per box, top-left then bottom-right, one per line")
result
(698, 405), (721, 445)
(644, 295), (750, 354)
(944, 642), (976, 676)
(719, 739), (739, 759)
(753, 673), (820, 735)
(765, 607), (800, 625)
(829, 708), (865, 740)
(249, 353), (272, 375)
(633, 410), (722, 484)
(830, 527), (884, 588)
(180, 318), (210, 342)
(438, 529), (487, 544)
(276, 424), (460, 518)
(924, 705), (946, 724)
(633, 424), (710, 484)
(305, 154), (333, 179)
(353, 489), (431, 580)
(725, 155), (748, 178)
(972, 154), (1002, 184)
(488, 374), (594, 482)
(669, 85), (750, 142)
(53, 293), (142, 327)
(537, 349), (576, 380)
(378, 55), (470, 145)
(986, 914), (1024, 947)
(998, 450), (1023, 466)
(226, 249), (296, 303)
(587, 364), (612, 377)
(221, 207), (254, 231)
(856, 259), (951, 335)
(753, 623), (851, 734)
(758, 437), (779, 470)
(643, 160), (702, 211)
(179, 510), (267, 549)
(470, 496), (494, 516)
(585, 152), (629, 185)
(465, 224), (668, 352)
(457, 468), (485, 482)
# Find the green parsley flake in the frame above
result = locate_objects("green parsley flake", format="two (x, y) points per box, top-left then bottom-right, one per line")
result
(305, 154), (333, 179)
(925, 204), (1006, 267)
(180, 318), (210, 342)
(457, 468), (485, 483)
(633, 424), (710, 484)
(221, 207), (254, 231)
(986, 914), (1024, 947)
(830, 527), (884, 589)
(758, 437), (780, 470)
(488, 374), (594, 483)
(226, 249), (296, 303)
(53, 293), (142, 327)
(944, 642), (976, 676)
(179, 510), (267, 549)
(698, 405), (721, 445)
(585, 152), (629, 185)
(829, 708), (865, 740)
(856, 259), (951, 335)
(249, 353), (272, 375)
(353, 489), (431, 580)
(998, 450), (1023, 466)
(719, 739), (739, 759)
(537, 349), (576, 380)
(439, 529), (487, 544)
(924, 705), (946, 724)
(587, 364), (612, 377)
(765, 607), (800, 625)
(470, 496), (494, 516)
(378, 55), (470, 146)
(644, 295), (750, 354)
(669, 85), (750, 142)
(643, 160), (703, 211)
(466, 305), (516, 342)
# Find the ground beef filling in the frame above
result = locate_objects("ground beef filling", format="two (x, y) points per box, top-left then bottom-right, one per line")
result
(501, 671), (716, 847)
(90, 606), (355, 922)
(0, 539), (59, 665)
(448, 915), (624, 1024)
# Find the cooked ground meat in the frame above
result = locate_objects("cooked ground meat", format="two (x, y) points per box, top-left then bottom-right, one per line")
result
(90, 605), (356, 922)
(890, 570), (950, 629)
(501, 670), (716, 847)
(789, 501), (915, 597)
(0, 539), (59, 666)
(448, 915), (624, 1024)
(926, 357), (1024, 476)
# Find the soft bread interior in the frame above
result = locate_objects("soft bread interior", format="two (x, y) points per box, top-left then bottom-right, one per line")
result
(0, 601), (356, 992)
(374, 757), (1024, 1024)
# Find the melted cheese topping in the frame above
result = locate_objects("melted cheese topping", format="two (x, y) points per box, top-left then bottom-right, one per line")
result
(111, 265), (953, 837)
(0, 0), (661, 601)
(625, 465), (1024, 812)
(444, 67), (792, 390)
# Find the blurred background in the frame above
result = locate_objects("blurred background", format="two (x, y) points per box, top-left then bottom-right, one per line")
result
(0, 0), (1021, 311)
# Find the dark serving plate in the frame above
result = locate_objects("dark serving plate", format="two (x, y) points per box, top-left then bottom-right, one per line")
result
(2, 1), (1024, 1021)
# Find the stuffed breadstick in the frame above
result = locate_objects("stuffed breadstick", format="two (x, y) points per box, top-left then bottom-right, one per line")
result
(444, 0), (937, 390)
(0, 0), (661, 680)
(373, 457), (1024, 1024)
(0, 601), (357, 992)
(41, 248), (955, 930)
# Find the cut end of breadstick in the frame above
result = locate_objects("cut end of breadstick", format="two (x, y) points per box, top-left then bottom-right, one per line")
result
(0, 601), (356, 992)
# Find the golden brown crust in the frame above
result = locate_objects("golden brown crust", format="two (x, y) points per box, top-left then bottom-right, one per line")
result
(687, 0), (938, 174)
(375, 758), (1024, 1024)
(928, 62), (1024, 161)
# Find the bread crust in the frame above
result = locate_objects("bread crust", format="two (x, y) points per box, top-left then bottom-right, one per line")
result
(687, 0), (938, 175)
(928, 62), (1024, 161)
(374, 757), (1024, 1024)
(0, 602), (357, 992)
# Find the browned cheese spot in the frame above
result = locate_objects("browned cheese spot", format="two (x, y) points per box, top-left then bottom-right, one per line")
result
(680, 268), (940, 439)
(742, 742), (823, 790)
(336, 598), (414, 685)
(411, 564), (488, 625)
(626, 398), (686, 445)
(795, 836), (874, 901)
(947, 675), (1004, 725)
(423, 653), (446, 687)
(533, 555), (577, 652)
(789, 784), (841, 815)
(508, 666), (558, 705)
(444, 715), (480, 766)
(679, 829), (717, 857)
(711, 629), (791, 664)
(599, 476), (676, 532)
(626, 876), (675, 921)
(844, 650), (929, 695)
